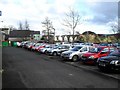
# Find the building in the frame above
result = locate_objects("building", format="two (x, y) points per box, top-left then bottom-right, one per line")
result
(9, 30), (40, 41)
(0, 28), (9, 41)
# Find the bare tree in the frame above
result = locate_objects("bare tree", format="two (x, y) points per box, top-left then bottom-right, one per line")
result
(75, 31), (80, 35)
(62, 8), (81, 42)
(8, 25), (17, 30)
(24, 20), (30, 30)
(110, 18), (120, 34)
(41, 17), (55, 43)
(18, 20), (30, 30)
(110, 19), (120, 42)
(111, 24), (118, 34)
(18, 21), (23, 30)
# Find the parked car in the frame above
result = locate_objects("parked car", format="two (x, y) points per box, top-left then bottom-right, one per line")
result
(26, 42), (36, 50)
(31, 43), (43, 51)
(16, 42), (22, 47)
(20, 41), (31, 48)
(81, 46), (117, 65)
(37, 43), (46, 52)
(61, 45), (93, 62)
(99, 43), (109, 46)
(39, 44), (55, 54)
(97, 49), (120, 72)
(47, 45), (72, 56)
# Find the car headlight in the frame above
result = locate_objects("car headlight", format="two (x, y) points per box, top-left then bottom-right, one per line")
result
(115, 61), (119, 65)
(69, 52), (73, 55)
(88, 56), (95, 59)
(110, 60), (119, 65)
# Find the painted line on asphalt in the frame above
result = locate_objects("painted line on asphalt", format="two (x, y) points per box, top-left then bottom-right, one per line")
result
(65, 62), (120, 80)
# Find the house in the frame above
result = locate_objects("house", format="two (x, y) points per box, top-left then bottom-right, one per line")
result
(9, 30), (40, 41)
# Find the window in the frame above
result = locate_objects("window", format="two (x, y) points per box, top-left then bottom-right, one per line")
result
(102, 48), (109, 52)
(110, 48), (116, 52)
(82, 47), (87, 52)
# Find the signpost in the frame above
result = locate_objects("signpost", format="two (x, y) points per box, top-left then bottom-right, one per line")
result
(0, 10), (2, 90)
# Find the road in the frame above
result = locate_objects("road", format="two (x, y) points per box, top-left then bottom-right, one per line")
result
(2, 47), (120, 88)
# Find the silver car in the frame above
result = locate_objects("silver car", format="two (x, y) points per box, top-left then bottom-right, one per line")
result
(47, 45), (73, 56)
(61, 45), (94, 62)
(39, 44), (55, 54)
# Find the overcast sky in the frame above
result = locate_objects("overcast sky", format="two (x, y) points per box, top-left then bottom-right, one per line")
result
(0, 0), (119, 35)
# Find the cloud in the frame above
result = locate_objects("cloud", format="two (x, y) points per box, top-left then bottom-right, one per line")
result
(85, 2), (118, 24)
(0, 0), (119, 35)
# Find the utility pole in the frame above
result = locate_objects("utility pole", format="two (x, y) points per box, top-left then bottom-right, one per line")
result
(0, 11), (2, 90)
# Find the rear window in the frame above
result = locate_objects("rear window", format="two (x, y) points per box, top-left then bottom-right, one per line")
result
(102, 48), (109, 52)
(109, 50), (120, 57)
(71, 46), (82, 51)
(89, 47), (102, 53)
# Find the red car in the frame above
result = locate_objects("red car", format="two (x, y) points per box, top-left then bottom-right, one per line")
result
(81, 46), (117, 65)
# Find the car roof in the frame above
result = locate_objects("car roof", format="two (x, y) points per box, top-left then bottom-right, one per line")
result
(94, 46), (114, 48)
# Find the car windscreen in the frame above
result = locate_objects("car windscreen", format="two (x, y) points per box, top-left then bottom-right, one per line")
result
(35, 43), (41, 46)
(53, 46), (59, 49)
(71, 46), (82, 51)
(89, 47), (102, 53)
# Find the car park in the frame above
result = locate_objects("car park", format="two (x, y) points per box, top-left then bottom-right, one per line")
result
(14, 40), (120, 75)
(81, 46), (117, 65)
(97, 49), (120, 72)
(61, 45), (94, 62)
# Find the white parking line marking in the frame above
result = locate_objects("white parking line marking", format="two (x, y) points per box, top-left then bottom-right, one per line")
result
(69, 74), (73, 76)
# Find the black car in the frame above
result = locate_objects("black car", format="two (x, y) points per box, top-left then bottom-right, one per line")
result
(97, 50), (120, 72)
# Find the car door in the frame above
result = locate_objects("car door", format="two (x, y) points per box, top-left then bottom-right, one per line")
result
(77, 46), (88, 57)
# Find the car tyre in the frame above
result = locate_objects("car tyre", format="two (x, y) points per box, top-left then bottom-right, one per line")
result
(72, 55), (79, 62)
(53, 52), (57, 56)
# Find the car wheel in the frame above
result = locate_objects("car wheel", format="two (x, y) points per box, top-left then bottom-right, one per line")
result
(53, 52), (57, 56)
(72, 55), (79, 62)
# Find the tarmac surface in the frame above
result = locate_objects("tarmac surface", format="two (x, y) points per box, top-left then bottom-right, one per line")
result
(2, 47), (120, 88)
